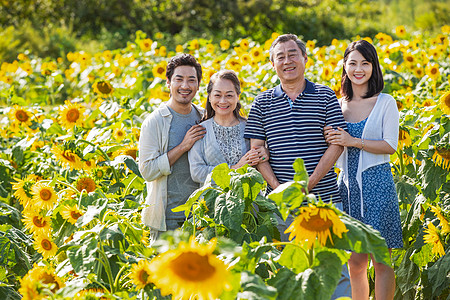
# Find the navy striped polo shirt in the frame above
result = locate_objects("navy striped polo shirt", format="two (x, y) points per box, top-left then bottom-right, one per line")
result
(244, 79), (347, 203)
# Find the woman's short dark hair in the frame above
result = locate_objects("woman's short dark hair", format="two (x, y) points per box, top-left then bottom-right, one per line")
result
(341, 40), (384, 100)
(202, 69), (245, 122)
(166, 53), (202, 84)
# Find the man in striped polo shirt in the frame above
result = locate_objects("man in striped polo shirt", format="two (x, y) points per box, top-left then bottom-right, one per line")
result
(244, 33), (351, 299)
(245, 33), (346, 201)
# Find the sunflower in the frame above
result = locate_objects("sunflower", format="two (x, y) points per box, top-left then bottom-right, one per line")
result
(432, 147), (450, 171)
(442, 25), (450, 34)
(148, 237), (232, 300)
(92, 167), (106, 181)
(250, 47), (264, 63)
(83, 159), (97, 171)
(12, 174), (37, 206)
(61, 204), (84, 224)
(51, 146), (83, 170)
(423, 222), (445, 257)
(152, 61), (167, 79)
(403, 52), (415, 67)
(189, 39), (199, 50)
(159, 46), (167, 57)
(92, 80), (114, 97)
(75, 176), (97, 193)
(225, 57), (241, 73)
(59, 101), (85, 129)
(219, 39), (230, 50)
(398, 129), (412, 149)
(430, 205), (450, 234)
(34, 234), (58, 259)
(395, 25), (407, 38)
(10, 105), (32, 126)
(413, 67), (424, 78)
(31, 182), (58, 210)
(284, 204), (348, 248)
(113, 126), (127, 142)
(206, 44), (215, 54)
(321, 65), (333, 81)
(22, 212), (51, 235)
(130, 260), (152, 289)
(19, 264), (64, 300)
(425, 63), (440, 80)
(114, 144), (138, 160)
(176, 45), (184, 53)
(240, 39), (249, 51)
(439, 91), (450, 115)
(306, 40), (316, 51)
(139, 39), (153, 52)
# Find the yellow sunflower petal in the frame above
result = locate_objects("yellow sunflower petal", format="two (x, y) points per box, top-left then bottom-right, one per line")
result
(148, 237), (232, 300)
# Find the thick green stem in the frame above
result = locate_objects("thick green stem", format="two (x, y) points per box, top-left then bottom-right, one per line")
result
(98, 239), (115, 293)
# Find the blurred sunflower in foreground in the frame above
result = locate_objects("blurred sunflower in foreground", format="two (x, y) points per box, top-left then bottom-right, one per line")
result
(19, 264), (64, 300)
(439, 90), (450, 115)
(285, 203), (348, 248)
(148, 237), (232, 300)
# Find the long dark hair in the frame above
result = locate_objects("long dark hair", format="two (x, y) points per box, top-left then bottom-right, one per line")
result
(340, 40), (384, 101)
(202, 69), (245, 122)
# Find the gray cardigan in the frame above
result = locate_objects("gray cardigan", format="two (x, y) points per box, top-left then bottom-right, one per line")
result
(188, 118), (249, 184)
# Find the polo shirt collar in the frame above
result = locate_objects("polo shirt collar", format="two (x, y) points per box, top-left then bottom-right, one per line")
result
(273, 79), (316, 98)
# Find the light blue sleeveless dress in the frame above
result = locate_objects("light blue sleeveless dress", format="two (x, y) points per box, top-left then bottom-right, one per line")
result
(338, 118), (403, 248)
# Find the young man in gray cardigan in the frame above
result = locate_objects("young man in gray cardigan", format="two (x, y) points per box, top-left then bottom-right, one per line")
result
(138, 54), (205, 241)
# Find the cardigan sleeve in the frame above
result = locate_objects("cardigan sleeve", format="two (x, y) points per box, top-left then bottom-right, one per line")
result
(188, 138), (215, 184)
(381, 94), (399, 151)
(138, 113), (171, 182)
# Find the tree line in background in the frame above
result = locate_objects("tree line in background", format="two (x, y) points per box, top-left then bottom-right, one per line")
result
(0, 0), (449, 62)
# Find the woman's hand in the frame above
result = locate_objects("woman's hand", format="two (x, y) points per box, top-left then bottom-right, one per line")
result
(324, 126), (357, 147)
(231, 145), (270, 169)
(231, 148), (261, 169)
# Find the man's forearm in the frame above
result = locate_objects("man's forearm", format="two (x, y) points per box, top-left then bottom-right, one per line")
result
(257, 161), (280, 190)
(308, 144), (343, 191)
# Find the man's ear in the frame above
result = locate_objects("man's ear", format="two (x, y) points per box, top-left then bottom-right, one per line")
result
(166, 78), (170, 88)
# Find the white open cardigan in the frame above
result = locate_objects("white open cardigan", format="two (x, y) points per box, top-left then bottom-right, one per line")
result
(336, 93), (399, 216)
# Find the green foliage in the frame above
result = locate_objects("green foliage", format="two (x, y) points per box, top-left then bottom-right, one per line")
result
(1, 0), (449, 60)
(175, 163), (280, 244)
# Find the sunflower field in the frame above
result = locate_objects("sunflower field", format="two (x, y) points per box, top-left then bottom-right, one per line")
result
(0, 25), (449, 300)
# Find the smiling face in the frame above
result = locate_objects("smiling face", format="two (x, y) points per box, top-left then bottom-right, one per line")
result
(344, 50), (373, 88)
(271, 40), (307, 84)
(209, 78), (239, 118)
(167, 65), (199, 106)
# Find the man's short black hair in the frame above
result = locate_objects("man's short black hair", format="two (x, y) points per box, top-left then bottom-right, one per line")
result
(166, 53), (202, 84)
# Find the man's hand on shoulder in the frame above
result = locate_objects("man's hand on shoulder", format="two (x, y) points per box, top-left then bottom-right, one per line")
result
(179, 124), (206, 152)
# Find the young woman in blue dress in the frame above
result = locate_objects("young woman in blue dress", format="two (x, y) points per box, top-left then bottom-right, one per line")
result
(324, 40), (403, 300)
